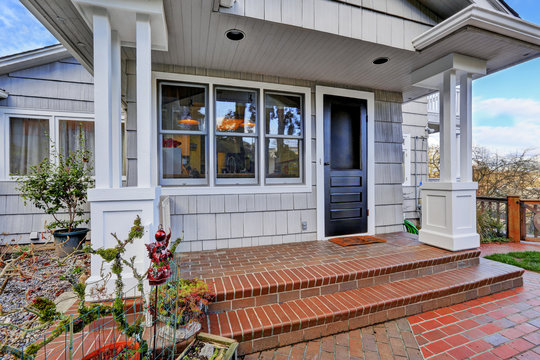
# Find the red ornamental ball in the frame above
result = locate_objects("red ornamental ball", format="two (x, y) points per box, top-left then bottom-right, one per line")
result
(155, 228), (167, 242)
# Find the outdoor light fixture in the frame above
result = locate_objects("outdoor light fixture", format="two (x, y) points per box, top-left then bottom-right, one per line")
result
(225, 29), (245, 41)
(373, 57), (389, 65)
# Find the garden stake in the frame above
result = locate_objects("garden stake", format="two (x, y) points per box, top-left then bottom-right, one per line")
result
(146, 225), (173, 359)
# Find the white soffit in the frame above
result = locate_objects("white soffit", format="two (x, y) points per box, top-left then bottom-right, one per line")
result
(72, 0), (168, 51)
(413, 5), (540, 51)
(411, 53), (487, 89)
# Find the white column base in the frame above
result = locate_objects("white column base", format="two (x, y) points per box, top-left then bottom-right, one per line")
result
(86, 187), (161, 300)
(419, 182), (480, 251)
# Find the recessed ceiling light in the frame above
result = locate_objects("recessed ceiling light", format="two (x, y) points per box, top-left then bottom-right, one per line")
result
(373, 57), (389, 65)
(225, 29), (245, 41)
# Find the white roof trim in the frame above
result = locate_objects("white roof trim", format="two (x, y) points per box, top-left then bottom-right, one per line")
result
(413, 5), (540, 51)
(0, 44), (70, 76)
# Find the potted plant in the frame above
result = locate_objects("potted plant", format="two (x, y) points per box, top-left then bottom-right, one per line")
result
(153, 278), (215, 341)
(16, 137), (94, 256)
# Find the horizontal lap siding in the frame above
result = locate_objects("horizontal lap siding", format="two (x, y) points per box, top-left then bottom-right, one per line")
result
(401, 97), (428, 223)
(0, 58), (93, 242)
(127, 63), (404, 250)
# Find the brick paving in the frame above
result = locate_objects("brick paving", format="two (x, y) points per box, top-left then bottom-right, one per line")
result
(242, 319), (423, 360)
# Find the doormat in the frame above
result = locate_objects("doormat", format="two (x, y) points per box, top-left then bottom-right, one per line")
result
(329, 235), (386, 247)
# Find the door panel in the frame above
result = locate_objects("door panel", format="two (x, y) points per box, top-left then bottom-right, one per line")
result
(324, 95), (368, 237)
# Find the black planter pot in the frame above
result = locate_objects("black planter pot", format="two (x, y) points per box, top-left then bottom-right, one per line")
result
(53, 228), (90, 257)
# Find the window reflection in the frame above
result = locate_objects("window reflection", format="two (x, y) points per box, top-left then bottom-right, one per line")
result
(216, 136), (256, 180)
(265, 93), (302, 136)
(267, 139), (301, 178)
(216, 88), (257, 134)
(161, 84), (206, 132)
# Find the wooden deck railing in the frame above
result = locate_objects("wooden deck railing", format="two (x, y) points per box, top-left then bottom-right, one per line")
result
(477, 195), (540, 242)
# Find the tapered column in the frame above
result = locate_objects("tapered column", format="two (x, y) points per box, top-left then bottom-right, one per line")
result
(459, 73), (473, 182)
(111, 31), (123, 188)
(136, 14), (154, 188)
(92, 9), (113, 188)
(439, 70), (458, 182)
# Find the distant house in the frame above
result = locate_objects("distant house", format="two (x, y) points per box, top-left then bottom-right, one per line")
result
(0, 44), (95, 243)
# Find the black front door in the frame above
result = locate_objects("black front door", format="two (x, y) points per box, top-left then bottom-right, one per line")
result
(324, 95), (368, 237)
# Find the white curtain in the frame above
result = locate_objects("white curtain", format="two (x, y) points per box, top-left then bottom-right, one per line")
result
(59, 120), (95, 166)
(9, 117), (49, 175)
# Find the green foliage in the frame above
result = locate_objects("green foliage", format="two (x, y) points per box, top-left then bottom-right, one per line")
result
(30, 298), (60, 323)
(152, 278), (215, 327)
(485, 251), (540, 272)
(477, 209), (505, 242)
(15, 135), (94, 232)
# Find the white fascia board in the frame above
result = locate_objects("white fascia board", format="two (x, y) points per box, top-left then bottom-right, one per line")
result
(411, 53), (486, 89)
(72, 0), (168, 51)
(0, 44), (70, 76)
(413, 5), (540, 51)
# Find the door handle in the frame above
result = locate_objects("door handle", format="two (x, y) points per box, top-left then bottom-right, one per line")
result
(324, 162), (330, 166)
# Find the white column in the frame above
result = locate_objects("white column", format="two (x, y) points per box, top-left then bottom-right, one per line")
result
(136, 14), (154, 188)
(460, 73), (473, 182)
(439, 70), (458, 182)
(111, 31), (122, 188)
(92, 9), (113, 189)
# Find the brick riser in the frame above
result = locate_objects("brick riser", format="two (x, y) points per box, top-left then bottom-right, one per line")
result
(207, 259), (524, 355)
(208, 249), (480, 313)
(209, 257), (480, 313)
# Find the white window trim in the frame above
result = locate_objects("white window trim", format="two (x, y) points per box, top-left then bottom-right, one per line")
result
(403, 133), (412, 186)
(0, 107), (94, 181)
(152, 72), (312, 195)
(315, 86), (376, 239)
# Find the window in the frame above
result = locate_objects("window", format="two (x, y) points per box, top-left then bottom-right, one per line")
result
(159, 83), (207, 185)
(265, 92), (303, 183)
(9, 117), (49, 175)
(215, 87), (258, 184)
(402, 134), (411, 186)
(156, 77), (310, 190)
(59, 119), (95, 173)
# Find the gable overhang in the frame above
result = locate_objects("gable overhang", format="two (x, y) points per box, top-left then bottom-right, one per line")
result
(0, 44), (70, 76)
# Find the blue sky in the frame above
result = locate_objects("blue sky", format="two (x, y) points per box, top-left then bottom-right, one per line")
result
(0, 0), (539, 155)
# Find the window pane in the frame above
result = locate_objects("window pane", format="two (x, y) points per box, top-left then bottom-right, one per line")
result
(216, 136), (256, 179)
(161, 84), (206, 132)
(265, 93), (302, 136)
(9, 117), (49, 175)
(216, 88), (257, 134)
(59, 120), (95, 173)
(266, 138), (301, 178)
(162, 134), (205, 179)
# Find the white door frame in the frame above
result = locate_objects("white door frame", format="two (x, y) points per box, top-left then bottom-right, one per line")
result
(315, 86), (375, 240)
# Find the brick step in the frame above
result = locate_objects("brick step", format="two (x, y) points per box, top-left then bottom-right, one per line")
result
(207, 248), (480, 312)
(207, 259), (523, 355)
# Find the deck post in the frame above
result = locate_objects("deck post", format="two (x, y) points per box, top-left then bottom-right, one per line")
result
(507, 195), (521, 242)
(411, 54), (486, 251)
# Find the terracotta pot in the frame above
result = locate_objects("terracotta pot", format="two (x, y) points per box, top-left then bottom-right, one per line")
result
(81, 341), (140, 360)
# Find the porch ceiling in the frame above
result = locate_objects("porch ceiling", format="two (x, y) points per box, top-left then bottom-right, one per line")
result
(21, 0), (540, 102)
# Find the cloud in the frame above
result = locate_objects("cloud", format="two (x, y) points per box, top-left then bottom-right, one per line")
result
(472, 97), (540, 155)
(0, 0), (58, 57)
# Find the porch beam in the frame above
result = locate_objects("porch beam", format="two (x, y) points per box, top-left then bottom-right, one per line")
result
(92, 8), (113, 189)
(136, 14), (154, 188)
(459, 73), (473, 182)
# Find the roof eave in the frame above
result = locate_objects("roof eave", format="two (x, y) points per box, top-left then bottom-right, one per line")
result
(0, 44), (71, 76)
(413, 5), (540, 51)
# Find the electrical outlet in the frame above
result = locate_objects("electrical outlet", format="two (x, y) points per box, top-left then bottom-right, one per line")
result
(301, 221), (307, 231)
